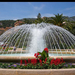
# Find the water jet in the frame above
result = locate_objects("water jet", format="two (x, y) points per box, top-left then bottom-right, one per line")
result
(0, 22), (75, 62)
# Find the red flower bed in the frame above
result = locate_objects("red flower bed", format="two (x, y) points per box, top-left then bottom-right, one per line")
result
(20, 48), (65, 69)
(50, 58), (65, 66)
(20, 58), (65, 67)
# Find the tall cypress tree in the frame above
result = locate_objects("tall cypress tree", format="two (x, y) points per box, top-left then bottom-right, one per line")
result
(37, 13), (41, 19)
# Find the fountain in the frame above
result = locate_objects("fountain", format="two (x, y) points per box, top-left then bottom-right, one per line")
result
(0, 22), (75, 57)
(0, 22), (75, 75)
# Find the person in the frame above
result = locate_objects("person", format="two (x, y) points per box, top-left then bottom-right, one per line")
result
(3, 44), (6, 49)
(13, 46), (16, 51)
(2, 44), (3, 46)
(4, 44), (6, 49)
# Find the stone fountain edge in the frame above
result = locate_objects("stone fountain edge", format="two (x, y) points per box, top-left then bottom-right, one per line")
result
(0, 56), (75, 63)
(0, 68), (75, 75)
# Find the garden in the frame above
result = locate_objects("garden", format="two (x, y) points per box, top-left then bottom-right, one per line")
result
(0, 48), (75, 69)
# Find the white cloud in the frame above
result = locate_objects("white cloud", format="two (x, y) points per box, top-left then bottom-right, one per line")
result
(26, 15), (37, 18)
(60, 6), (75, 17)
(65, 6), (75, 11)
(28, 2), (45, 11)
(34, 4), (45, 10)
(62, 13), (74, 17)
(13, 18), (18, 21)
(59, 6), (75, 13)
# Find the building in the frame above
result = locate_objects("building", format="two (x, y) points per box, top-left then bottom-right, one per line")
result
(14, 20), (24, 27)
(0, 22), (2, 26)
(5, 27), (13, 31)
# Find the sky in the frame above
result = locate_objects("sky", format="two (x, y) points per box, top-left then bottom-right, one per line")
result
(0, 2), (75, 20)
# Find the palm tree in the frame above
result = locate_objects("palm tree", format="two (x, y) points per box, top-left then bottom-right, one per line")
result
(50, 13), (64, 27)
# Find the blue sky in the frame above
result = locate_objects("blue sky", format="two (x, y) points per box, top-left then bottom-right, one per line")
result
(0, 2), (75, 20)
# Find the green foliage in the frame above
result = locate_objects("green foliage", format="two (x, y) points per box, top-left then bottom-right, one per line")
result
(63, 21), (75, 36)
(9, 48), (13, 50)
(23, 18), (36, 24)
(63, 63), (75, 68)
(0, 13), (75, 36)
(5, 48), (8, 51)
(38, 50), (49, 61)
(0, 47), (2, 49)
(50, 13), (64, 27)
(4, 47), (13, 51)
(0, 20), (16, 28)
(35, 13), (43, 24)
(35, 19), (43, 24)
(0, 62), (66, 69)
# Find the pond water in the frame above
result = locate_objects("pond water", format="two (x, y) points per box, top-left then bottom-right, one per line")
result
(0, 53), (75, 56)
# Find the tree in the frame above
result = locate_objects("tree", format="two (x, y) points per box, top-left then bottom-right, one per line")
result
(35, 13), (43, 24)
(63, 21), (75, 36)
(37, 13), (41, 19)
(50, 13), (64, 27)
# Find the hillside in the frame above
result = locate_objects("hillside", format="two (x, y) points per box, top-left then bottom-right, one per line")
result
(62, 16), (75, 21)
(21, 16), (75, 22)
(0, 15), (75, 35)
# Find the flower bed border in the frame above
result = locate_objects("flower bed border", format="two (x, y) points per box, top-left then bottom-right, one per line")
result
(0, 68), (75, 75)
(0, 56), (75, 63)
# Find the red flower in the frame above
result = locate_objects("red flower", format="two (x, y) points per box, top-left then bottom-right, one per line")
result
(44, 58), (47, 64)
(31, 59), (37, 65)
(24, 60), (27, 64)
(50, 59), (55, 65)
(34, 52), (39, 58)
(50, 58), (65, 66)
(44, 48), (48, 53)
(39, 59), (42, 66)
(39, 59), (42, 63)
(54, 58), (60, 65)
(24, 60), (27, 66)
(34, 59), (37, 64)
(20, 60), (22, 65)
(3, 47), (5, 49)
(57, 59), (61, 64)
(28, 59), (31, 63)
(61, 58), (63, 62)
(60, 58), (65, 64)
